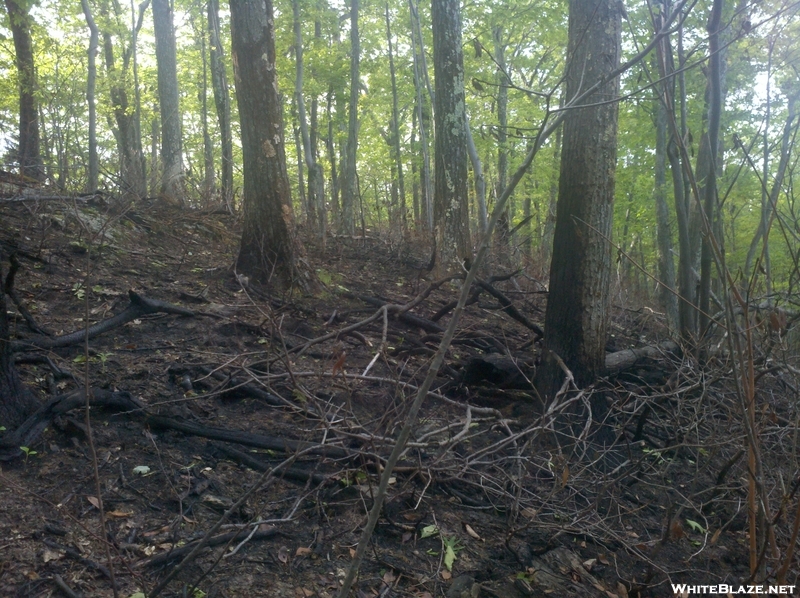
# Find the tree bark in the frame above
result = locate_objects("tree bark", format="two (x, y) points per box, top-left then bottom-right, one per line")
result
(654, 92), (679, 332)
(432, 0), (470, 273)
(409, 0), (433, 230)
(0, 258), (38, 431)
(340, 0), (360, 234)
(541, 0), (621, 392)
(81, 0), (99, 192)
(697, 0), (723, 338)
(385, 1), (406, 233)
(208, 0), (233, 211)
(101, 0), (148, 199)
(230, 0), (314, 292)
(153, 0), (184, 203)
(493, 25), (511, 264)
(4, 0), (44, 182)
(293, 0), (323, 237)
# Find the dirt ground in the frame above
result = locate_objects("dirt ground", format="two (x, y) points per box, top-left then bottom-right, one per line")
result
(0, 197), (794, 597)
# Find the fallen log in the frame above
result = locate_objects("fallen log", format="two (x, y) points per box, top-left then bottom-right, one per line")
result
(604, 340), (680, 373)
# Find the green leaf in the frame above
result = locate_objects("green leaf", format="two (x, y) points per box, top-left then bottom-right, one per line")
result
(686, 519), (706, 534)
(420, 525), (438, 539)
(444, 543), (457, 570)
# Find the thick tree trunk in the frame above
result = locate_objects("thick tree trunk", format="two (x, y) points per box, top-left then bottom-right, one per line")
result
(541, 0), (621, 392)
(0, 259), (38, 431)
(432, 0), (470, 272)
(340, 0), (360, 235)
(153, 0), (184, 203)
(230, 0), (314, 292)
(208, 0), (233, 211)
(5, 0), (44, 182)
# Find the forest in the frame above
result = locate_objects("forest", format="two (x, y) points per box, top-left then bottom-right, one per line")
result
(0, 0), (799, 595)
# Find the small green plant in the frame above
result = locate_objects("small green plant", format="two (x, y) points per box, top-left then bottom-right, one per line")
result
(20, 446), (37, 463)
(97, 352), (114, 373)
(442, 535), (463, 571)
(72, 282), (85, 300)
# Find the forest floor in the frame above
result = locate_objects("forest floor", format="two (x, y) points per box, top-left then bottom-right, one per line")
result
(0, 198), (796, 598)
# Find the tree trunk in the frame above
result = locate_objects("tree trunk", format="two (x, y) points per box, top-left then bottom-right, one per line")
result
(0, 259), (38, 431)
(230, 0), (314, 292)
(101, 0), (147, 200)
(493, 25), (511, 264)
(340, 0), (360, 234)
(4, 0), (44, 182)
(655, 0), (695, 339)
(81, 0), (99, 192)
(697, 0), (723, 338)
(465, 116), (487, 236)
(385, 1), (406, 233)
(432, 0), (470, 272)
(200, 22), (215, 202)
(541, 0), (621, 392)
(293, 0), (323, 238)
(654, 92), (679, 332)
(410, 0), (433, 230)
(208, 0), (233, 211)
(153, 0), (184, 203)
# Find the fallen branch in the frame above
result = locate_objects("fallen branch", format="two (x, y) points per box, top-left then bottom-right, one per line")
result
(145, 415), (353, 460)
(142, 526), (279, 568)
(11, 290), (195, 352)
(0, 389), (143, 459)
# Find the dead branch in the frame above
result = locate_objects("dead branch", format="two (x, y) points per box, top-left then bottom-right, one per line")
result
(11, 290), (196, 352)
(145, 415), (353, 460)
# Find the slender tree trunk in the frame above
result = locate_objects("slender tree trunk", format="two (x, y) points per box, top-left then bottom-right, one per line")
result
(493, 26), (510, 264)
(697, 0), (723, 337)
(293, 0), (323, 236)
(311, 17), (326, 249)
(744, 91), (799, 282)
(656, 0), (695, 339)
(200, 21), (215, 201)
(409, 1), (433, 230)
(208, 0), (233, 211)
(129, 0), (147, 198)
(81, 0), (99, 192)
(410, 108), (420, 225)
(340, 0), (360, 234)
(230, 0), (314, 292)
(149, 116), (159, 197)
(385, 1), (407, 232)
(291, 100), (307, 218)
(465, 116), (487, 235)
(326, 88), (340, 229)
(5, 0), (44, 182)
(541, 121), (562, 263)
(541, 0), (621, 392)
(654, 93), (679, 332)
(432, 0), (470, 272)
(153, 0), (184, 203)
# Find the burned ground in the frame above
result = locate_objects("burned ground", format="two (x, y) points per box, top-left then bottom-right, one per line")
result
(0, 198), (794, 597)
